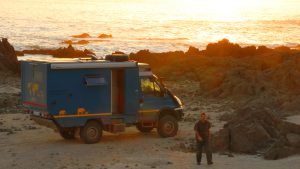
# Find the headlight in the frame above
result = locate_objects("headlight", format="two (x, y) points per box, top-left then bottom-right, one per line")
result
(174, 95), (183, 107)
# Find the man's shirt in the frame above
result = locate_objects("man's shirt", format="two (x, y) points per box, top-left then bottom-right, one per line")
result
(194, 120), (211, 140)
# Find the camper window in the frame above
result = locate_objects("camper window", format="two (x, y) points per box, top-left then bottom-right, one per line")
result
(84, 76), (106, 86)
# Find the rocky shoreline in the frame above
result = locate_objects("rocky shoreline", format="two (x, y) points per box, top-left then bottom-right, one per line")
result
(1, 38), (300, 160)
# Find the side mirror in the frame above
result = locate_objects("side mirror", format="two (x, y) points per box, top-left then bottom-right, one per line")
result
(160, 88), (167, 97)
(158, 77), (166, 87)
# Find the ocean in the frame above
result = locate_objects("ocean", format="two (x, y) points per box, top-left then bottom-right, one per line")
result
(1, 0), (300, 57)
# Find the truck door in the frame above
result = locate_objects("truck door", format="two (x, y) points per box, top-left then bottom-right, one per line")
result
(111, 69), (125, 114)
(139, 76), (171, 113)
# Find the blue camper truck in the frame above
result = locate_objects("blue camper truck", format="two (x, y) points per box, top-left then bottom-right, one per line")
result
(21, 55), (183, 144)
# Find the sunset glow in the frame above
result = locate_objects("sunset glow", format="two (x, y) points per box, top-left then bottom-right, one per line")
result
(171, 0), (281, 21)
(1, 0), (299, 55)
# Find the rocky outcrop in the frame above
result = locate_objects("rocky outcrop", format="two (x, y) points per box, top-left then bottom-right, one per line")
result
(97, 34), (112, 38)
(0, 38), (20, 73)
(130, 39), (300, 115)
(63, 40), (90, 45)
(71, 33), (91, 38)
(213, 107), (300, 159)
(20, 45), (95, 58)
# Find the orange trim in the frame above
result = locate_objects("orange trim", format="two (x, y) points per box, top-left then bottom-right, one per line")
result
(53, 113), (112, 118)
(139, 109), (159, 113)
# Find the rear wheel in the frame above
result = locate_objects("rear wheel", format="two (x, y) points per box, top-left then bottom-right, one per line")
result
(136, 123), (154, 133)
(80, 121), (102, 144)
(157, 115), (178, 138)
(59, 127), (76, 140)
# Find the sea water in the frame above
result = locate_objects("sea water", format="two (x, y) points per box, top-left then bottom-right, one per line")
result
(1, 0), (300, 57)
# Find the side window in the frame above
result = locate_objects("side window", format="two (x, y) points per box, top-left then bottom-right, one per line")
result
(141, 78), (154, 94)
(32, 65), (43, 83)
(84, 75), (106, 86)
(141, 78), (161, 95)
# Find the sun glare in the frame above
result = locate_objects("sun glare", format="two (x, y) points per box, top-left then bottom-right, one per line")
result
(204, 0), (252, 21)
(172, 0), (278, 21)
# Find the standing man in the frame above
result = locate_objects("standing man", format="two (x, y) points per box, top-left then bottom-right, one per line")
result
(194, 112), (213, 165)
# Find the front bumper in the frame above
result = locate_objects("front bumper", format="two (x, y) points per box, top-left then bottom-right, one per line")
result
(174, 106), (184, 120)
(30, 115), (58, 130)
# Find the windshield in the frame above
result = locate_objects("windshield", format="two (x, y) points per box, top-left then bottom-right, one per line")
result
(140, 77), (162, 95)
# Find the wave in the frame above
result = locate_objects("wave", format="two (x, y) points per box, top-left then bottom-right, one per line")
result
(134, 37), (189, 41)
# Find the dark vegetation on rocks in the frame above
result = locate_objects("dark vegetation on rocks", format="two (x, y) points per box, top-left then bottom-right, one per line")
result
(17, 44), (95, 58)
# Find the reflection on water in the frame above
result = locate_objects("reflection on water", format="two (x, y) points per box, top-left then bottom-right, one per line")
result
(1, 0), (300, 57)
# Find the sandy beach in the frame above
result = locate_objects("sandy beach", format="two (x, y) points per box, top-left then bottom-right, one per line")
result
(0, 78), (300, 169)
(1, 112), (300, 169)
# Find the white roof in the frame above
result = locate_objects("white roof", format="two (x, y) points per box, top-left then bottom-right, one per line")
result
(51, 61), (137, 69)
(20, 57), (137, 69)
(138, 63), (152, 76)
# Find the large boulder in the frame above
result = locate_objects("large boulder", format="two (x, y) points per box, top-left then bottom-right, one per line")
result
(286, 133), (300, 147)
(213, 106), (300, 159)
(0, 38), (20, 73)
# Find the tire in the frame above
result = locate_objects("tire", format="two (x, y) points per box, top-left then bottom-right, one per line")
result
(136, 123), (154, 133)
(80, 121), (102, 144)
(59, 127), (75, 140)
(157, 115), (178, 138)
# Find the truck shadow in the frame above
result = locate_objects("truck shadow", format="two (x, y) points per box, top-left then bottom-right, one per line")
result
(51, 131), (160, 145)
(101, 131), (160, 143)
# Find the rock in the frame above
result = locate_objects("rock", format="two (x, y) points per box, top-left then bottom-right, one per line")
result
(182, 113), (197, 122)
(98, 34), (112, 38)
(185, 46), (203, 56)
(6, 130), (15, 135)
(264, 146), (296, 160)
(167, 161), (173, 165)
(212, 128), (230, 152)
(63, 40), (89, 45)
(229, 121), (272, 153)
(71, 33), (91, 38)
(219, 152), (234, 157)
(179, 142), (185, 149)
(22, 45), (95, 58)
(191, 107), (199, 111)
(213, 106), (300, 159)
(286, 133), (300, 147)
(0, 38), (20, 73)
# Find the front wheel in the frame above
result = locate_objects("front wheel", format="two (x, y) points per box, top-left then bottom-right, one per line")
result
(157, 115), (178, 138)
(80, 121), (102, 144)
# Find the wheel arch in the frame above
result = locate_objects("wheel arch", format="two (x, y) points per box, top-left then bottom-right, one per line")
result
(84, 118), (103, 127)
(159, 108), (180, 120)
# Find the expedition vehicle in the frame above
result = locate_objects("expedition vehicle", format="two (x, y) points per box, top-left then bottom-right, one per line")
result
(21, 54), (183, 144)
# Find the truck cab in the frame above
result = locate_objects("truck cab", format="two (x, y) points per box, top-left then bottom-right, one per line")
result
(21, 55), (183, 144)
